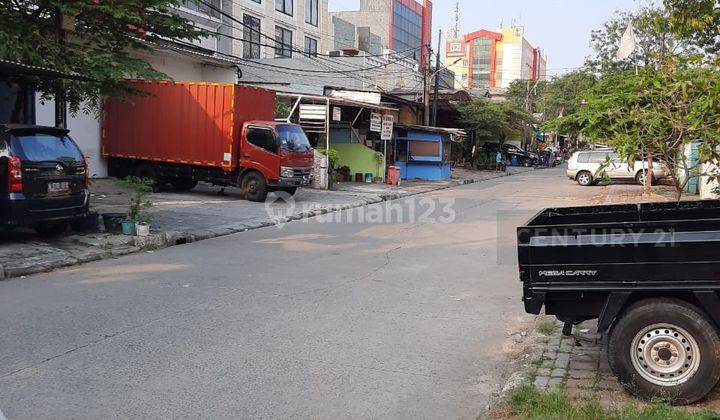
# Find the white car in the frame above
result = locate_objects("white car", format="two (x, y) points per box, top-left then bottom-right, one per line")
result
(566, 150), (667, 186)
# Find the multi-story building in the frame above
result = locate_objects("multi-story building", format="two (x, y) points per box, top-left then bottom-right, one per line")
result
(330, 0), (433, 65)
(25, 0), (334, 177)
(229, 0), (331, 59)
(445, 25), (547, 90)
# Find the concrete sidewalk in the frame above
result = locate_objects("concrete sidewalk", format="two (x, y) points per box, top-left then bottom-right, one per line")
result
(0, 166), (533, 280)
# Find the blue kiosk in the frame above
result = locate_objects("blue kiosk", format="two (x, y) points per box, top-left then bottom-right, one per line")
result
(393, 125), (465, 181)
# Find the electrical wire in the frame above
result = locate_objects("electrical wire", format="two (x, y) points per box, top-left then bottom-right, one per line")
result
(194, 0), (420, 67)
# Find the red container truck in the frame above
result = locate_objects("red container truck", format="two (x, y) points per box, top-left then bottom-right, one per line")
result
(103, 81), (314, 201)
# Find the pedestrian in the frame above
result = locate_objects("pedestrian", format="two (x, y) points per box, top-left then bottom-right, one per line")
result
(496, 151), (503, 171)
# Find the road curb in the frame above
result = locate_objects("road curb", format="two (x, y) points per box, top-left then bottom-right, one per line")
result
(3, 168), (533, 280)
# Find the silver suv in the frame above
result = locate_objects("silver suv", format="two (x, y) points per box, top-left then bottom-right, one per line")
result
(567, 150), (667, 186)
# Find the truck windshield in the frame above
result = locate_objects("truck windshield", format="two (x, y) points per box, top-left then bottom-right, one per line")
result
(10, 134), (84, 163)
(277, 125), (311, 152)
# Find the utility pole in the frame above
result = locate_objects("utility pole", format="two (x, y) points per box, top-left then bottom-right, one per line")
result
(432, 29), (442, 126)
(422, 44), (431, 126)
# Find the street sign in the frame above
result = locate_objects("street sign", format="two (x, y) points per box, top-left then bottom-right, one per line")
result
(333, 106), (342, 121)
(380, 115), (394, 141)
(370, 112), (382, 132)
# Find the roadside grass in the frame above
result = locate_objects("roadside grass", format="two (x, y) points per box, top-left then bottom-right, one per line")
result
(536, 321), (558, 336)
(508, 385), (718, 420)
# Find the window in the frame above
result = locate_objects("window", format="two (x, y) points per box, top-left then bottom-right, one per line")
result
(577, 153), (590, 163)
(246, 127), (277, 154)
(391, 0), (422, 60)
(590, 151), (610, 163)
(277, 124), (312, 152)
(275, 0), (292, 15)
(304, 36), (318, 57)
(242, 14), (261, 59)
(471, 37), (492, 88)
(10, 134), (84, 162)
(181, 0), (221, 19)
(275, 26), (293, 58)
(305, 0), (318, 26)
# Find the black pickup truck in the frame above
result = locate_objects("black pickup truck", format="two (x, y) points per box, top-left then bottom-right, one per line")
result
(517, 200), (720, 404)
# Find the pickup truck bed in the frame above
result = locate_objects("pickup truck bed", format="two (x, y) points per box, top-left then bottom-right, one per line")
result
(517, 200), (720, 404)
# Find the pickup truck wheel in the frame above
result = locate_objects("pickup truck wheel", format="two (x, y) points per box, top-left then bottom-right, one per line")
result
(608, 298), (720, 404)
(241, 172), (268, 202)
(576, 171), (593, 186)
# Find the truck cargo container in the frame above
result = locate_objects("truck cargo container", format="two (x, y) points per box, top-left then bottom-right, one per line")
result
(103, 81), (314, 201)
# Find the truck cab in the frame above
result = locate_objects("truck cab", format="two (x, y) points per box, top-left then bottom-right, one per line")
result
(239, 122), (314, 201)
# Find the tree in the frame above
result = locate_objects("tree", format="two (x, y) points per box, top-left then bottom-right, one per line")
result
(0, 1), (204, 113)
(505, 79), (547, 114)
(586, 5), (681, 75)
(538, 71), (597, 148)
(454, 99), (536, 165)
(578, 64), (720, 198)
(665, 0), (720, 58)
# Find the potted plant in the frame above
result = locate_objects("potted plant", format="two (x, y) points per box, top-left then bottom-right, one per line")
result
(320, 148), (340, 188)
(135, 211), (153, 237)
(118, 176), (154, 236)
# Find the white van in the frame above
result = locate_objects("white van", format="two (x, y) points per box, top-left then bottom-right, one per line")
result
(566, 150), (667, 186)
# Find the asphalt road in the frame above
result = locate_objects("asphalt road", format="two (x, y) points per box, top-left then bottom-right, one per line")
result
(0, 167), (602, 419)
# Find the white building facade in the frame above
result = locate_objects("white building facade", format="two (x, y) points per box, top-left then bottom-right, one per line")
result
(34, 0), (332, 178)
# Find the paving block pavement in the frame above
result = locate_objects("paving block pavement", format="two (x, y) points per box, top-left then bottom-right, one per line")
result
(524, 320), (720, 411)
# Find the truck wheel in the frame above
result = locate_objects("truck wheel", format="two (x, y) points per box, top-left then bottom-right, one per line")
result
(241, 172), (268, 202)
(170, 179), (198, 191)
(576, 171), (593, 186)
(608, 298), (720, 404)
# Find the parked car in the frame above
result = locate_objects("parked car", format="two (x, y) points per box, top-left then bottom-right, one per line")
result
(482, 143), (539, 166)
(0, 124), (90, 235)
(517, 200), (720, 404)
(567, 150), (667, 186)
(104, 81), (314, 202)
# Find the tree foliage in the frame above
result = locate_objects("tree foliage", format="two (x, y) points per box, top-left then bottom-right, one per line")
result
(665, 0), (720, 58)
(0, 1), (205, 113)
(578, 64), (720, 197)
(454, 99), (536, 165)
(586, 5), (681, 75)
(455, 100), (535, 144)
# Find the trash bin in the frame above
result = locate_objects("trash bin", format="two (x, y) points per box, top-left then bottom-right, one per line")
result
(365, 173), (373, 183)
(387, 166), (401, 186)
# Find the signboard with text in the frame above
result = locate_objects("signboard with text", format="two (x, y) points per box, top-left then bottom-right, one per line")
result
(370, 112), (382, 132)
(380, 115), (394, 141)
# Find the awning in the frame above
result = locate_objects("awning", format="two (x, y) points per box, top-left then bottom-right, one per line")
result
(0, 59), (94, 81)
(277, 92), (398, 112)
(396, 124), (467, 142)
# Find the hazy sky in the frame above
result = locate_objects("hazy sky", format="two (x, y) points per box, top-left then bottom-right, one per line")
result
(329, 0), (644, 77)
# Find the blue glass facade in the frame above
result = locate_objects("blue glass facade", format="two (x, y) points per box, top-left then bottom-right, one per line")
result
(391, 0), (422, 59)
